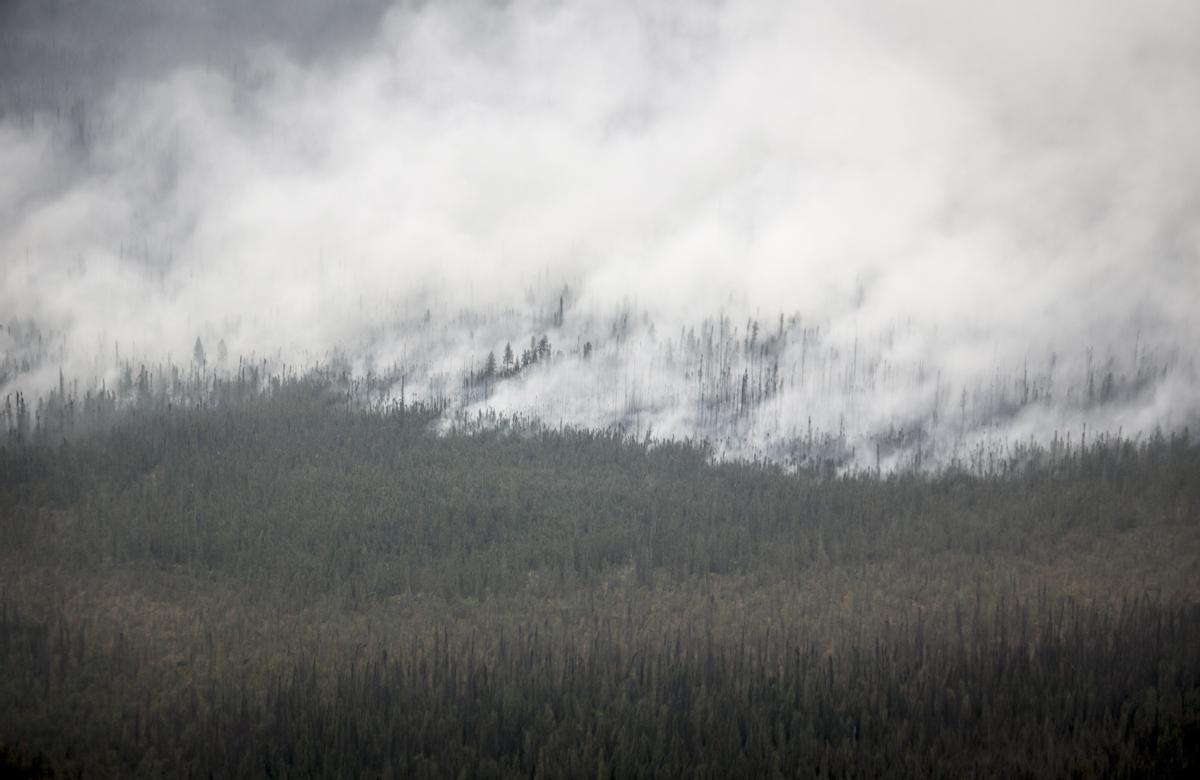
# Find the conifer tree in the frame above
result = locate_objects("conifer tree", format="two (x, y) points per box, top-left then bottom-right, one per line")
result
(193, 337), (207, 369)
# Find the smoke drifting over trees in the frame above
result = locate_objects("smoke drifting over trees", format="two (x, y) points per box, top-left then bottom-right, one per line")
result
(2, 0), (1198, 463)
(4, 7), (1200, 776)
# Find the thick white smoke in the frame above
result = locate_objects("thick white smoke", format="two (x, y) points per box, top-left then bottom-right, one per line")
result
(2, 0), (1198, 464)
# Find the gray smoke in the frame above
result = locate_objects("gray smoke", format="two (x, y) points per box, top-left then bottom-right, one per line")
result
(2, 0), (1198, 465)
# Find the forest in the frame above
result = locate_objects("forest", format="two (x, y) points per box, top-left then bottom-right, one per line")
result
(2, 372), (1198, 777)
(3, 0), (1200, 776)
(2, 300), (1184, 473)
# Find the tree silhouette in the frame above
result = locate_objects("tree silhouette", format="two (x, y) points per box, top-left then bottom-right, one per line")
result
(193, 337), (206, 369)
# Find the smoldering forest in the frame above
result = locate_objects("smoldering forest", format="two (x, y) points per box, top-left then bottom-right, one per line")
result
(5, 3), (1200, 778)
(2, 0), (1197, 467)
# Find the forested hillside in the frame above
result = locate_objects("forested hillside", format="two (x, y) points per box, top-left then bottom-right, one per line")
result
(2, 377), (1198, 776)
(4, 0), (1200, 776)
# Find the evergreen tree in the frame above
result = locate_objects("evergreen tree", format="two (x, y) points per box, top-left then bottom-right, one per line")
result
(193, 337), (207, 369)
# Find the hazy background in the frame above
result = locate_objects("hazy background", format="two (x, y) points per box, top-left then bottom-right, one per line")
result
(2, 0), (1198, 464)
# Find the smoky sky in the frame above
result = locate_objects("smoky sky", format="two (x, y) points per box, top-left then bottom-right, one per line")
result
(2, 0), (1198, 459)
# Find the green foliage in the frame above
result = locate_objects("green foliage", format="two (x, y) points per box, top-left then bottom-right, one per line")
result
(1, 379), (1198, 776)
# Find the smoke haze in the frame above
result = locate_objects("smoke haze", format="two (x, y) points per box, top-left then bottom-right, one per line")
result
(2, 0), (1198, 464)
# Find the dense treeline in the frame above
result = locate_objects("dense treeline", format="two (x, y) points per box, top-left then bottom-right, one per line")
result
(3, 594), (1197, 778)
(5, 298), (1187, 471)
(1, 378), (1198, 776)
(4, 380), (1196, 602)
